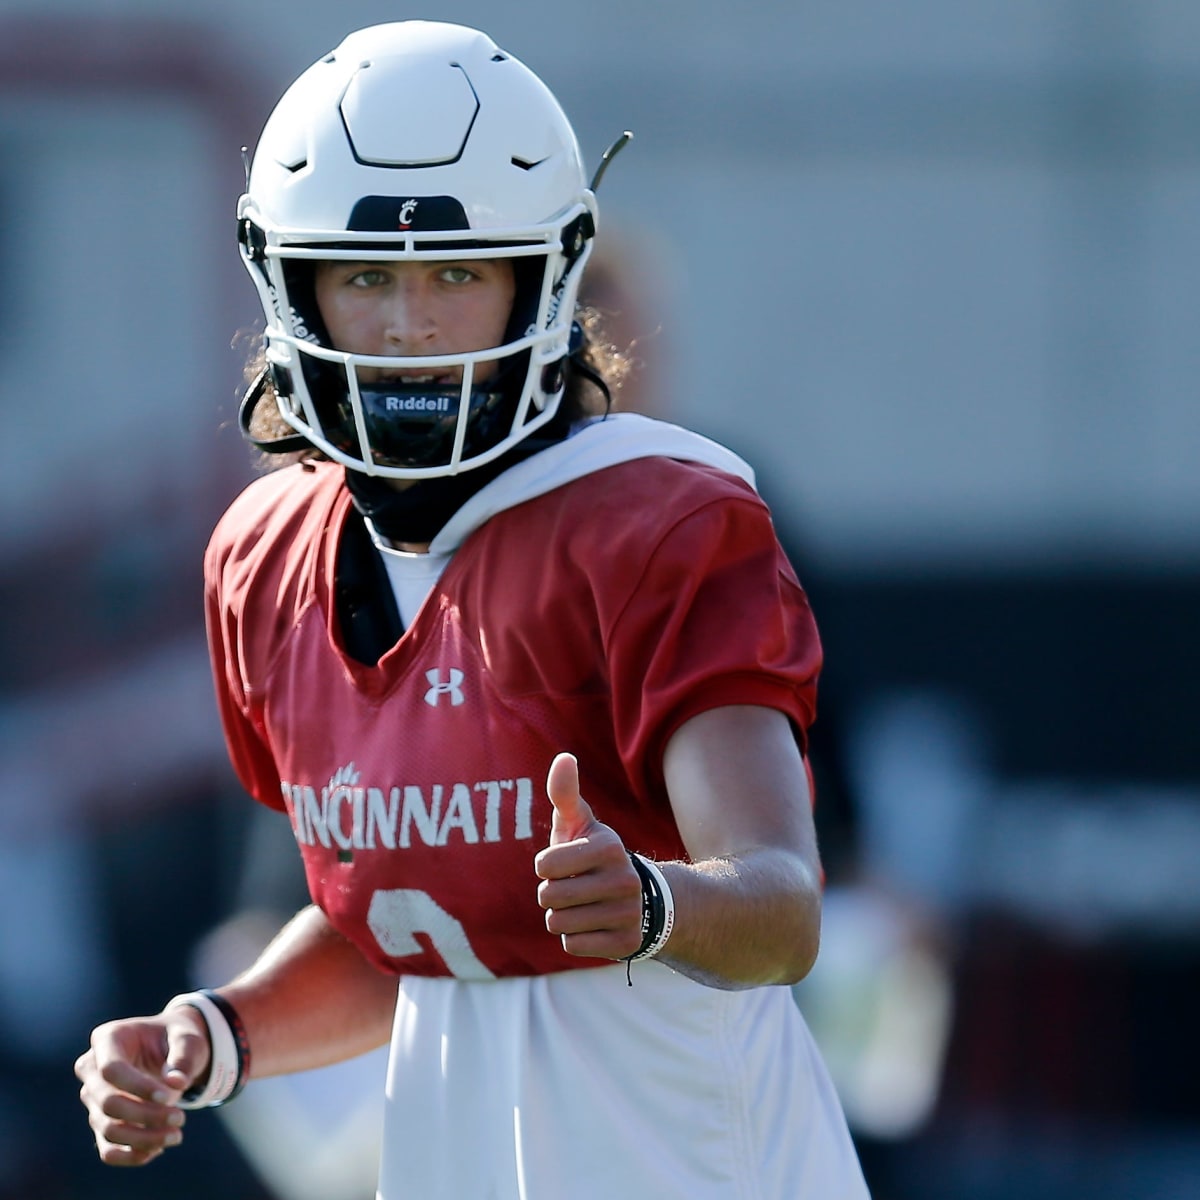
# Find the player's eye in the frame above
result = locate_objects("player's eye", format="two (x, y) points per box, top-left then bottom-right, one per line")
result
(348, 267), (390, 288)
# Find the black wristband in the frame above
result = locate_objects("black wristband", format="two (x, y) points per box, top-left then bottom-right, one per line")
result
(624, 852), (666, 961)
(201, 989), (251, 1104)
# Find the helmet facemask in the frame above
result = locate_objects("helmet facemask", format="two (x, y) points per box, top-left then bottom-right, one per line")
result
(241, 218), (594, 477)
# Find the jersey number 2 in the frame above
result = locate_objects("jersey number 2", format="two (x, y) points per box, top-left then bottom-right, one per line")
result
(366, 888), (496, 980)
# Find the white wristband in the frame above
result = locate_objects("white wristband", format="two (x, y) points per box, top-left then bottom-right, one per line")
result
(629, 854), (676, 961)
(165, 991), (240, 1108)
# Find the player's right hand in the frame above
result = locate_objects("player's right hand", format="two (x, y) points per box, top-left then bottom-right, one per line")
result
(75, 1007), (211, 1166)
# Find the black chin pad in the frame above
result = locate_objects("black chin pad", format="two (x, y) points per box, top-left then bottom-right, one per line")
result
(355, 384), (497, 470)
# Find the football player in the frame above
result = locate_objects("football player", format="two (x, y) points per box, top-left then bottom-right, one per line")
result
(76, 21), (869, 1198)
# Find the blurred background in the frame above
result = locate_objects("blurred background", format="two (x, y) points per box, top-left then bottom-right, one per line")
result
(1, 1), (1197, 1197)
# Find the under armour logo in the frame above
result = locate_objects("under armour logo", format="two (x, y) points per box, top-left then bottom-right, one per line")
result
(424, 668), (465, 707)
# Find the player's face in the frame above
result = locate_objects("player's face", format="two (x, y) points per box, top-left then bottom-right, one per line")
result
(313, 258), (516, 383)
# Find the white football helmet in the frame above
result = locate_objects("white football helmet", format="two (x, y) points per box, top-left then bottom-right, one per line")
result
(237, 21), (597, 477)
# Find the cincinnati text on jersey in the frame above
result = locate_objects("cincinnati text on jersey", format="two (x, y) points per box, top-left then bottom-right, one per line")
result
(282, 771), (536, 852)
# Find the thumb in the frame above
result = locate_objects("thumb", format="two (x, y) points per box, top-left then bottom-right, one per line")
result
(546, 752), (596, 844)
(161, 1007), (213, 1097)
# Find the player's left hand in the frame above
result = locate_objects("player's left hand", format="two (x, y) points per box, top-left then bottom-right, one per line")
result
(534, 752), (644, 960)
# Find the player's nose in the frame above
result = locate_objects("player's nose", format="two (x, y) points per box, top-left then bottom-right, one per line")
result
(382, 277), (437, 354)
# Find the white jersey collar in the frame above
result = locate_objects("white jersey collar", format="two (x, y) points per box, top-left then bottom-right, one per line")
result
(427, 413), (756, 555)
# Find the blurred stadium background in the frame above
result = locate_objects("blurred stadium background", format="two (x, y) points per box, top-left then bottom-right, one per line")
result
(1, 2), (1197, 1197)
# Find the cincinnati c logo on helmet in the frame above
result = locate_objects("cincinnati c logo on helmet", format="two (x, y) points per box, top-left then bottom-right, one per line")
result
(398, 199), (418, 230)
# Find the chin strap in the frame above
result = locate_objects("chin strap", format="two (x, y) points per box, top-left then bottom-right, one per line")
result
(567, 350), (612, 414)
(237, 367), (312, 454)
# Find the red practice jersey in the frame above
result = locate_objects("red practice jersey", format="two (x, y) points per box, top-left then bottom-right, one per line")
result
(204, 446), (821, 980)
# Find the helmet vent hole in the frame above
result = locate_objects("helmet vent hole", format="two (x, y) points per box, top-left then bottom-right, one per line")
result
(511, 155), (545, 171)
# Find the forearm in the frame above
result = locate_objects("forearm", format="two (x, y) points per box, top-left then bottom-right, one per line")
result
(214, 904), (397, 1079)
(656, 704), (824, 989)
(653, 847), (822, 989)
(537, 709), (826, 991)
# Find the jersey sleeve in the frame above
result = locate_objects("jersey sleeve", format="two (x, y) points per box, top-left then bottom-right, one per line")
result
(603, 488), (822, 802)
(203, 509), (287, 812)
